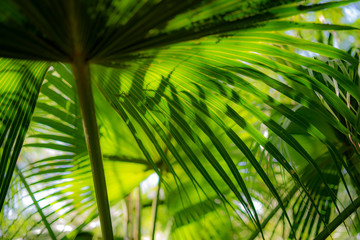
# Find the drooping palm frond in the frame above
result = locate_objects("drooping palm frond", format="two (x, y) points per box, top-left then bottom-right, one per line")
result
(247, 51), (360, 239)
(91, 28), (360, 235)
(0, 58), (49, 211)
(1, 63), (152, 239)
(0, 0), (359, 239)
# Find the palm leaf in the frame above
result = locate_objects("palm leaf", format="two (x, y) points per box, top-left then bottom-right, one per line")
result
(0, 0), (359, 239)
(1, 63), (152, 239)
(0, 58), (49, 210)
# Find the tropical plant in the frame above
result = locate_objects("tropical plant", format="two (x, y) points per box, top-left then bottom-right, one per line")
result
(0, 0), (360, 239)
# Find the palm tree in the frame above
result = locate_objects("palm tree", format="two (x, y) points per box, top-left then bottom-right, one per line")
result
(0, 0), (359, 239)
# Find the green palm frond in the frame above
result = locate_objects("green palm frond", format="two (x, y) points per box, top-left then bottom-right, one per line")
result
(0, 58), (49, 210)
(1, 63), (152, 239)
(0, 0), (359, 239)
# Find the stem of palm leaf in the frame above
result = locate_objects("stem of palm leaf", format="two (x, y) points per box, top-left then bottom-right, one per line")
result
(72, 55), (114, 240)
